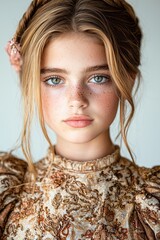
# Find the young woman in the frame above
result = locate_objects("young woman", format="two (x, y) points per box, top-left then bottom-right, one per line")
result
(0, 0), (160, 239)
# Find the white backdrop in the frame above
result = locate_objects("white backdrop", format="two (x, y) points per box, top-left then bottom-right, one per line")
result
(0, 0), (160, 167)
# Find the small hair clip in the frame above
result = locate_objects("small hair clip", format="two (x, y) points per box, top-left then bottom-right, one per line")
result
(5, 38), (22, 72)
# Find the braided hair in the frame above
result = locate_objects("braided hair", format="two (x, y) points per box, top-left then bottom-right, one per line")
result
(15, 0), (50, 41)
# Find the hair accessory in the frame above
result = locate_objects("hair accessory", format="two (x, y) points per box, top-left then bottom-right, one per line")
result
(5, 38), (22, 72)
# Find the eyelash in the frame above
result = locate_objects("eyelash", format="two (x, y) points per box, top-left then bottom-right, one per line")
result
(43, 74), (111, 87)
(89, 75), (111, 84)
(43, 76), (63, 86)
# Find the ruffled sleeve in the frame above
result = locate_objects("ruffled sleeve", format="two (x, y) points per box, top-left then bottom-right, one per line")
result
(0, 152), (27, 237)
(129, 165), (160, 240)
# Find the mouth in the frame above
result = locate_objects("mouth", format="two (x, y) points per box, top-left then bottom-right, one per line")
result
(63, 115), (93, 128)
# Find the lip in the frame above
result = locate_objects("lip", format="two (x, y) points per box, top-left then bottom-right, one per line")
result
(64, 115), (93, 128)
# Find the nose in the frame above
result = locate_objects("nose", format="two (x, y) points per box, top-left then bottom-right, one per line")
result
(67, 85), (89, 110)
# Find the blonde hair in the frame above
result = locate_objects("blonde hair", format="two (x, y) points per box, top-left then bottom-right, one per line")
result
(14, 0), (142, 179)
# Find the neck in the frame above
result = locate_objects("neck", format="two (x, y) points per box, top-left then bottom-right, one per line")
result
(55, 132), (115, 161)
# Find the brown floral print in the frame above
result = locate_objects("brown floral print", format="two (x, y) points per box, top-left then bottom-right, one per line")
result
(0, 147), (160, 239)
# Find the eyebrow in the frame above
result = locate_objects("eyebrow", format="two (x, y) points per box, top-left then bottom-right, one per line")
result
(40, 64), (109, 75)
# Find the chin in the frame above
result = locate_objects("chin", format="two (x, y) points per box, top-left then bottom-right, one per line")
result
(62, 132), (100, 144)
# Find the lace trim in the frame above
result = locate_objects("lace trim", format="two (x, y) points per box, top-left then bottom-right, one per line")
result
(47, 146), (120, 173)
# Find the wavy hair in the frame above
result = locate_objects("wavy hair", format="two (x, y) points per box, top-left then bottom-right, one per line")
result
(13, 0), (142, 179)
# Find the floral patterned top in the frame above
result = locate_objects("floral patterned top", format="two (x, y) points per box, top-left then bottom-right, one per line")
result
(0, 146), (160, 240)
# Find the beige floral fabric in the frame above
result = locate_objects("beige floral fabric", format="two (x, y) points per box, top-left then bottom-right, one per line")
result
(0, 147), (160, 240)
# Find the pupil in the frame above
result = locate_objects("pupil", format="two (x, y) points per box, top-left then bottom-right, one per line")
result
(52, 78), (59, 84)
(95, 76), (102, 82)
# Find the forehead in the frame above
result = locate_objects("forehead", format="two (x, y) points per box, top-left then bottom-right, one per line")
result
(46, 31), (103, 48)
(41, 32), (107, 69)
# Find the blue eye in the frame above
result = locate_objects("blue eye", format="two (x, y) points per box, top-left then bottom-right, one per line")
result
(44, 76), (63, 86)
(89, 75), (110, 84)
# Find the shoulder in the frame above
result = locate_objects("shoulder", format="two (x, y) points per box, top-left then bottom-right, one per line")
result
(117, 156), (160, 203)
(117, 157), (160, 238)
(0, 152), (28, 236)
(0, 152), (28, 187)
(0, 151), (28, 177)
(134, 165), (160, 238)
(119, 156), (160, 193)
(115, 155), (159, 180)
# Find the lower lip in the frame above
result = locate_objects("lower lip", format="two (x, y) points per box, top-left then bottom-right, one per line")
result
(64, 120), (93, 128)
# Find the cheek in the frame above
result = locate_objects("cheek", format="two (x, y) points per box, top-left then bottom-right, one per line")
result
(41, 87), (60, 122)
(89, 83), (118, 108)
(97, 91), (119, 109)
(94, 90), (119, 117)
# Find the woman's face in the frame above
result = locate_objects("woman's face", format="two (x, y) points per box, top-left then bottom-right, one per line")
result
(41, 32), (119, 145)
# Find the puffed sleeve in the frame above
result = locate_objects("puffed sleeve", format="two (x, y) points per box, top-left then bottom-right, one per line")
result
(0, 152), (27, 237)
(129, 165), (160, 240)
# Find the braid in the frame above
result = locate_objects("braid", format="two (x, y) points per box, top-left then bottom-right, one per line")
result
(14, 0), (48, 43)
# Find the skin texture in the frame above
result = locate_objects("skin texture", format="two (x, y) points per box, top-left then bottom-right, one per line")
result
(41, 32), (119, 161)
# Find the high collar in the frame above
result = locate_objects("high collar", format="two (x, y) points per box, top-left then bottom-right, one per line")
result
(47, 145), (120, 173)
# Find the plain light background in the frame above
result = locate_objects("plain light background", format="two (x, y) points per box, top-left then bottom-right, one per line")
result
(0, 0), (160, 167)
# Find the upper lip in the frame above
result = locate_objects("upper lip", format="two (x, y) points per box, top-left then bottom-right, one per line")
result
(64, 115), (93, 121)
